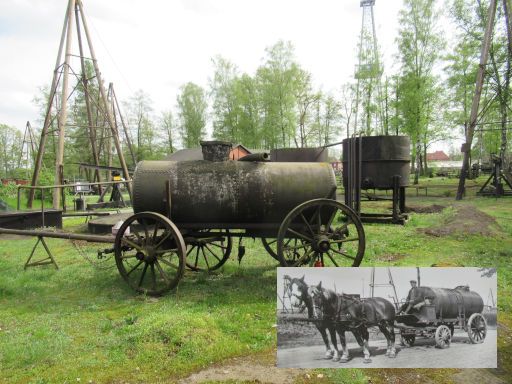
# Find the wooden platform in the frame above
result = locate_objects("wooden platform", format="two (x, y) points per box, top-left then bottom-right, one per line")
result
(0, 209), (63, 229)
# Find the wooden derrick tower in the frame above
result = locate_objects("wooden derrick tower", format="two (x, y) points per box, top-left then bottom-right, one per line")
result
(28, 0), (132, 209)
(457, 0), (512, 199)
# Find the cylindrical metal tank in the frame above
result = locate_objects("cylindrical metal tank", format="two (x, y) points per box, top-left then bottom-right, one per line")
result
(271, 148), (328, 162)
(342, 136), (411, 189)
(417, 286), (484, 319)
(132, 160), (336, 225)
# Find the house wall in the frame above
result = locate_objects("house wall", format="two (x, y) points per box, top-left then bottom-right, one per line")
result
(230, 146), (251, 160)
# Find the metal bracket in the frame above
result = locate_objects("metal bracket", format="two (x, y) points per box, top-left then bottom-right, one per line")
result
(24, 236), (59, 270)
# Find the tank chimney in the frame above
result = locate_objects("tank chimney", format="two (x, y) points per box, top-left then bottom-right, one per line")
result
(200, 141), (232, 161)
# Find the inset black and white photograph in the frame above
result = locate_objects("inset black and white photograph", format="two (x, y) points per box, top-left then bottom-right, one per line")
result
(277, 267), (497, 368)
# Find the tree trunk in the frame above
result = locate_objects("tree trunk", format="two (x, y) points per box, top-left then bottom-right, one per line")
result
(414, 140), (421, 184)
(423, 142), (429, 176)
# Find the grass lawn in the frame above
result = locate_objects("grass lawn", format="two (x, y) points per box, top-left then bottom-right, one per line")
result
(0, 177), (511, 384)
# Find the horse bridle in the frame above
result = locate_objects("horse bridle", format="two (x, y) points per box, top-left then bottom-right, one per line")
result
(285, 278), (306, 308)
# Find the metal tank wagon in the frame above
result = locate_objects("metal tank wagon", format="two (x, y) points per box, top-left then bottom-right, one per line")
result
(114, 141), (366, 295)
(396, 285), (487, 348)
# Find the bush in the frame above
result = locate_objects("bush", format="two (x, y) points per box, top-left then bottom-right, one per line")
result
(0, 182), (18, 200)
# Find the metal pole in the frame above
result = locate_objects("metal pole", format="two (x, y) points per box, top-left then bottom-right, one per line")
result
(456, 0), (498, 200)
(76, 0), (133, 199)
(370, 267), (375, 298)
(387, 268), (399, 310)
(28, 0), (71, 208)
(0, 227), (115, 243)
(53, 0), (76, 209)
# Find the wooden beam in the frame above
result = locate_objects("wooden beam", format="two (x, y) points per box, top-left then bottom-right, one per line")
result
(456, 0), (497, 200)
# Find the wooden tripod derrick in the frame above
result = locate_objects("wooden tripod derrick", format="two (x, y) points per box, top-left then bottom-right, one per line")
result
(457, 0), (512, 199)
(28, 0), (132, 209)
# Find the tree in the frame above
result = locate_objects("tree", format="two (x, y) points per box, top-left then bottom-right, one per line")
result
(209, 56), (240, 143)
(339, 83), (357, 139)
(256, 40), (301, 149)
(176, 82), (207, 148)
(159, 110), (177, 153)
(0, 124), (23, 178)
(294, 69), (321, 147)
(233, 74), (261, 148)
(395, 0), (445, 183)
(447, 0), (512, 177)
(124, 90), (156, 161)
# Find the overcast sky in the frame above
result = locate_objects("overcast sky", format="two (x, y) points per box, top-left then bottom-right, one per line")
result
(277, 267), (497, 310)
(0, 0), (457, 151)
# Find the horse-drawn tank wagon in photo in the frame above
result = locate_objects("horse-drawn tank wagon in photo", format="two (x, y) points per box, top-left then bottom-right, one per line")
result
(113, 141), (366, 295)
(395, 285), (487, 349)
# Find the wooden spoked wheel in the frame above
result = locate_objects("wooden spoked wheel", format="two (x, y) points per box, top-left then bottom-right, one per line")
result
(261, 238), (312, 265)
(185, 230), (232, 271)
(435, 325), (452, 349)
(467, 313), (487, 344)
(276, 199), (365, 267)
(114, 212), (186, 296)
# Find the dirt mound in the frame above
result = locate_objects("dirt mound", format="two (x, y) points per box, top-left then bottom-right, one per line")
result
(405, 204), (446, 214)
(178, 350), (305, 384)
(421, 205), (500, 237)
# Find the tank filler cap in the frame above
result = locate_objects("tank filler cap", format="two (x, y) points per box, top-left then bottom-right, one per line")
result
(200, 141), (232, 161)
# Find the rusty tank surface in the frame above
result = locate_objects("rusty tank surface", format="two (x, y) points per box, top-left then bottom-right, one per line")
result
(132, 159), (336, 226)
(342, 135), (411, 189)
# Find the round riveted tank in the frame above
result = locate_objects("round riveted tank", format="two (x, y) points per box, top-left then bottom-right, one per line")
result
(132, 160), (336, 225)
(342, 136), (411, 189)
(412, 286), (484, 319)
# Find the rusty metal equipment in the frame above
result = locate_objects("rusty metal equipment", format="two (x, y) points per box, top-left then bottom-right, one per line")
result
(270, 147), (328, 162)
(476, 155), (512, 197)
(396, 285), (487, 349)
(343, 135), (411, 224)
(116, 141), (365, 295)
(0, 141), (366, 297)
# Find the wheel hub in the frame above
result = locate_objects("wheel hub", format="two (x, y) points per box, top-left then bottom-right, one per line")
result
(314, 235), (331, 253)
(135, 247), (157, 263)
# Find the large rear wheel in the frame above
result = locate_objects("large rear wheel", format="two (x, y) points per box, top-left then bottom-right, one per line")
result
(276, 199), (365, 267)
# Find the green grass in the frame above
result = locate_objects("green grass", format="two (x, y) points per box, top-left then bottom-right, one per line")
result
(1, 183), (511, 383)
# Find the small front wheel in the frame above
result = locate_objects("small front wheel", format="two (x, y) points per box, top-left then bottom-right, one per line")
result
(185, 230), (232, 271)
(435, 325), (451, 349)
(114, 212), (186, 296)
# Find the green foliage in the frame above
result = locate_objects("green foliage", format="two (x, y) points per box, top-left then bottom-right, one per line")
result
(0, 124), (23, 179)
(0, 182), (18, 200)
(446, 0), (512, 163)
(395, 0), (445, 182)
(176, 82), (208, 148)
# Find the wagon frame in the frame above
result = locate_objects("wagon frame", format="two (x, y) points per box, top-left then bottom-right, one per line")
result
(113, 191), (366, 296)
(395, 301), (488, 349)
(0, 179), (366, 297)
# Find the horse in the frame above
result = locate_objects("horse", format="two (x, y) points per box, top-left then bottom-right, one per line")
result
(283, 275), (342, 360)
(308, 281), (397, 363)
